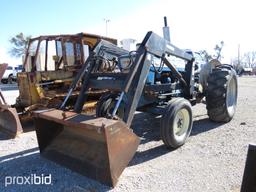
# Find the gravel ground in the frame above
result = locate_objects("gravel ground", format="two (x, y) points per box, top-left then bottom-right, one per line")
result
(0, 83), (18, 105)
(0, 76), (255, 192)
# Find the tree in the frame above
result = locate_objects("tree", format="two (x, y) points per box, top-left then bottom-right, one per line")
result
(214, 41), (224, 60)
(199, 41), (224, 62)
(243, 51), (256, 68)
(9, 32), (31, 58)
(199, 50), (212, 62)
(231, 57), (243, 74)
(231, 51), (256, 75)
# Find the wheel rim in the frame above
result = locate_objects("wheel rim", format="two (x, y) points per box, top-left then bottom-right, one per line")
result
(226, 77), (237, 114)
(173, 108), (190, 138)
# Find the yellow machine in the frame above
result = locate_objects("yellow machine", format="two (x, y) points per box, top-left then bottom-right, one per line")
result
(0, 33), (117, 137)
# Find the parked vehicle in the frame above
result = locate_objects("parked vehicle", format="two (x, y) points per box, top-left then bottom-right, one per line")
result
(1, 65), (16, 84)
(14, 64), (23, 73)
(11, 65), (23, 81)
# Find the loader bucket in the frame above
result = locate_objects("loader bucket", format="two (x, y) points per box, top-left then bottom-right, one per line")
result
(33, 109), (140, 187)
(0, 105), (23, 137)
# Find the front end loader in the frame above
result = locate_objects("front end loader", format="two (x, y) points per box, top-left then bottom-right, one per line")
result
(33, 30), (238, 187)
(0, 33), (117, 137)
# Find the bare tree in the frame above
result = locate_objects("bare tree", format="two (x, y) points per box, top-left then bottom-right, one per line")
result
(199, 50), (212, 62)
(231, 57), (243, 74)
(231, 51), (256, 75)
(214, 41), (224, 61)
(243, 51), (256, 68)
(199, 41), (224, 62)
(9, 33), (31, 58)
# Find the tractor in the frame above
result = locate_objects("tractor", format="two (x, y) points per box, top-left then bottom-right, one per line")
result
(33, 26), (237, 187)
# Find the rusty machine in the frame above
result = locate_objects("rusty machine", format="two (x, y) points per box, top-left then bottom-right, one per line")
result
(33, 29), (238, 186)
(0, 63), (8, 104)
(0, 33), (116, 137)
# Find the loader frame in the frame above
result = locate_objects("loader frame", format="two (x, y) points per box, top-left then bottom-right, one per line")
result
(33, 31), (196, 187)
(63, 31), (195, 126)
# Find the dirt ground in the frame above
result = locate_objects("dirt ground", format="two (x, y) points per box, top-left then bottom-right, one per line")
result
(0, 76), (255, 192)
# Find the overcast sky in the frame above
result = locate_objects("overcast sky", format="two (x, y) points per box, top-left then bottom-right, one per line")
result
(0, 0), (255, 65)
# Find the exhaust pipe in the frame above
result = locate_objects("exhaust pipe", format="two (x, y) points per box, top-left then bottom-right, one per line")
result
(163, 16), (171, 42)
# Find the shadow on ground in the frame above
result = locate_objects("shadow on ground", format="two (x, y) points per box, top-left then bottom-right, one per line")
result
(0, 112), (225, 191)
(129, 112), (224, 166)
(191, 117), (223, 136)
(0, 148), (111, 192)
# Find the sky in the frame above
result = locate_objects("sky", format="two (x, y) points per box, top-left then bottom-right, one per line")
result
(0, 0), (255, 65)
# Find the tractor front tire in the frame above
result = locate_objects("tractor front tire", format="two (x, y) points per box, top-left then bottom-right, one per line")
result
(96, 93), (125, 120)
(206, 65), (238, 122)
(160, 98), (193, 149)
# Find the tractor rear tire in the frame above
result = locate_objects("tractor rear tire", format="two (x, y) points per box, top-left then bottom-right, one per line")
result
(206, 65), (238, 122)
(160, 98), (193, 149)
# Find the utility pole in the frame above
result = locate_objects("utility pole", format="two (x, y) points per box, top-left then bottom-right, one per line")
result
(104, 18), (110, 36)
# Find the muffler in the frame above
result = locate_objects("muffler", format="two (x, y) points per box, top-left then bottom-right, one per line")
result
(33, 109), (140, 187)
